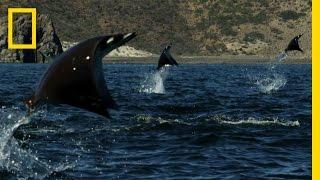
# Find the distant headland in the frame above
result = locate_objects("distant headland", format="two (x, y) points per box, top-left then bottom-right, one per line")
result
(0, 0), (311, 63)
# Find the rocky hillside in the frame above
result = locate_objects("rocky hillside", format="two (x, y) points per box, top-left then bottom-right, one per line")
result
(0, 14), (62, 62)
(0, 0), (311, 58)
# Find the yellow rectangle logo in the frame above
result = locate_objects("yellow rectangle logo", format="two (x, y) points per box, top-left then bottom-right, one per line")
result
(8, 8), (37, 49)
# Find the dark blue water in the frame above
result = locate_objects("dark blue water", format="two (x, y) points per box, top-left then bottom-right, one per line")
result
(0, 63), (311, 179)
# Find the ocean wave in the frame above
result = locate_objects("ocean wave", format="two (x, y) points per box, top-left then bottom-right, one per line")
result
(130, 114), (300, 130)
(213, 117), (300, 127)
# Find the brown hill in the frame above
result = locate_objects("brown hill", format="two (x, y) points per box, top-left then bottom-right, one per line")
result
(0, 0), (311, 58)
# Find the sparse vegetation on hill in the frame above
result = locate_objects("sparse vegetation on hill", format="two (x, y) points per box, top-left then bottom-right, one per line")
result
(279, 10), (306, 21)
(244, 32), (265, 43)
(0, 0), (311, 58)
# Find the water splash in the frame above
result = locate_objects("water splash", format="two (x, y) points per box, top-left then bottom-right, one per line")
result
(247, 52), (288, 94)
(139, 67), (170, 94)
(253, 73), (287, 94)
(0, 106), (72, 179)
(275, 51), (288, 63)
(0, 107), (30, 157)
(269, 51), (288, 70)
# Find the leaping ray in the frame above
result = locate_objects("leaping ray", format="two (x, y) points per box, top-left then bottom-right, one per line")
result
(285, 34), (303, 53)
(26, 33), (136, 118)
(157, 43), (178, 70)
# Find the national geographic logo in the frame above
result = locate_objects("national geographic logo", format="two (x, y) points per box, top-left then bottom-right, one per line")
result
(7, 8), (37, 49)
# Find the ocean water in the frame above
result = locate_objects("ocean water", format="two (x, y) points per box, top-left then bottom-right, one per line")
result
(0, 63), (311, 179)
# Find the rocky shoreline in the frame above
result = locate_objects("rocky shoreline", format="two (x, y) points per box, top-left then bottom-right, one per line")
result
(103, 56), (311, 64)
(0, 14), (62, 63)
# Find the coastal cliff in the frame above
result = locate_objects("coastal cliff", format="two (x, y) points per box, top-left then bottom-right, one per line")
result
(0, 14), (62, 63)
